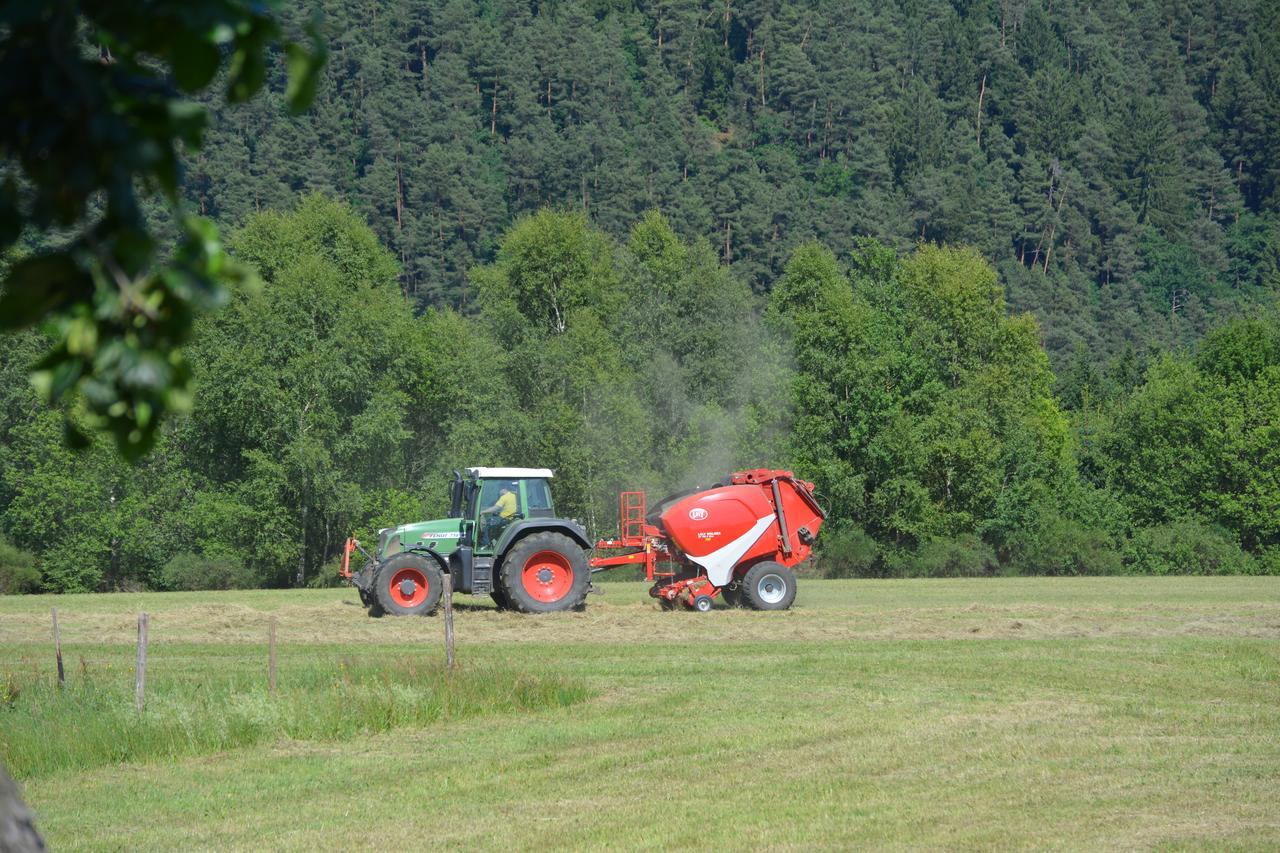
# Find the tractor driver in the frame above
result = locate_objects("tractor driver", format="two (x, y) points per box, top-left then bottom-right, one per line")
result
(480, 483), (519, 546)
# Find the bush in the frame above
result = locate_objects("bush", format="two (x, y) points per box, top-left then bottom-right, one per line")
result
(909, 534), (999, 577)
(1005, 514), (1123, 576)
(308, 557), (347, 588)
(0, 539), (41, 594)
(39, 536), (107, 593)
(815, 526), (882, 578)
(1254, 548), (1280, 576)
(160, 552), (257, 591)
(1123, 518), (1256, 575)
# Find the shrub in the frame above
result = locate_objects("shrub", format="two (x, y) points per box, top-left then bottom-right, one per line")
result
(160, 551), (257, 591)
(308, 557), (347, 588)
(1123, 518), (1256, 575)
(1254, 548), (1280, 576)
(815, 526), (882, 578)
(0, 539), (41, 594)
(910, 534), (999, 577)
(39, 536), (107, 593)
(1005, 514), (1123, 576)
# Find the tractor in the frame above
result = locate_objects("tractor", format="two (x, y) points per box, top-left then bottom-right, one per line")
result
(342, 466), (826, 616)
(341, 467), (593, 615)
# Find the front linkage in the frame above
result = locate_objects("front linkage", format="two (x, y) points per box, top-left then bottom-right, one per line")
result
(340, 537), (379, 608)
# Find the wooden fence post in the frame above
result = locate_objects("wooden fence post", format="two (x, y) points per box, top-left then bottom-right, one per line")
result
(51, 608), (64, 688)
(135, 613), (149, 714)
(442, 573), (455, 670)
(268, 616), (278, 694)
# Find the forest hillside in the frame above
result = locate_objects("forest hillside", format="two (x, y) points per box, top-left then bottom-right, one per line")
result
(189, 0), (1280, 381)
(2, 0), (1279, 592)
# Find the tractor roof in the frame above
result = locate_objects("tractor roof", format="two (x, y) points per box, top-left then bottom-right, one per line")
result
(466, 467), (554, 479)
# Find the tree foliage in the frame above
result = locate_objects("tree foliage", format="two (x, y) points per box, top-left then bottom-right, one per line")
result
(0, 0), (324, 457)
(179, 0), (1279, 378)
(4, 0), (1280, 589)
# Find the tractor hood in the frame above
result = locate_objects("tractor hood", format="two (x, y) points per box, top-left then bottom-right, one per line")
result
(380, 517), (463, 558)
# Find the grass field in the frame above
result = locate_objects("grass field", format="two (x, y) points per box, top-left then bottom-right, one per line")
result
(2, 577), (1279, 850)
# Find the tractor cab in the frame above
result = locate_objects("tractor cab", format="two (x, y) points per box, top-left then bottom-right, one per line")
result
(456, 467), (557, 555)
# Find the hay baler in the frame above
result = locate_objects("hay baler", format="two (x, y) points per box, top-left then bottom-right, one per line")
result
(590, 469), (826, 611)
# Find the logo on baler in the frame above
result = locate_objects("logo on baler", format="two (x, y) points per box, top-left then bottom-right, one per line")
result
(688, 507), (708, 521)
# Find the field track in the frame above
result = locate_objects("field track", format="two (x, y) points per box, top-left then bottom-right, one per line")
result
(3, 577), (1279, 850)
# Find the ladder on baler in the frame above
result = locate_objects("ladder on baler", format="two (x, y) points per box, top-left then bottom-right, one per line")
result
(589, 490), (660, 580)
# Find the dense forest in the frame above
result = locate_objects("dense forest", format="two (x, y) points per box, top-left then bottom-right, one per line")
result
(186, 0), (1280, 375)
(2, 0), (1279, 592)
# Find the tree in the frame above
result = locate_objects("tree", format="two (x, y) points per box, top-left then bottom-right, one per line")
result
(771, 239), (1073, 569)
(183, 195), (432, 585)
(0, 1), (324, 457)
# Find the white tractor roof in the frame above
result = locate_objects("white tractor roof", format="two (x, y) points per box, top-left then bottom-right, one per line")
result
(467, 467), (554, 480)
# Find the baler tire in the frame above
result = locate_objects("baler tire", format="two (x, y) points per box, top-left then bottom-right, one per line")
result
(742, 561), (797, 611)
(374, 553), (444, 616)
(498, 532), (590, 614)
(691, 595), (714, 613)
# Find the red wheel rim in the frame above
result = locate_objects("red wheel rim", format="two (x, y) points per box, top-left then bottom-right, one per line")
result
(521, 550), (573, 603)
(388, 567), (430, 608)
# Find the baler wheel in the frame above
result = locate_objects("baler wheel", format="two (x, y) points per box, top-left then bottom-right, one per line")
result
(741, 561), (797, 611)
(374, 553), (444, 616)
(691, 595), (714, 613)
(498, 532), (590, 613)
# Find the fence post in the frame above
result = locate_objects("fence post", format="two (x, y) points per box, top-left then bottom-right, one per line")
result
(268, 616), (278, 694)
(135, 612), (149, 714)
(51, 608), (64, 688)
(442, 573), (455, 670)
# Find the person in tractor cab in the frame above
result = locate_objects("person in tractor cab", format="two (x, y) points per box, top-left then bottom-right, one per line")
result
(479, 482), (519, 546)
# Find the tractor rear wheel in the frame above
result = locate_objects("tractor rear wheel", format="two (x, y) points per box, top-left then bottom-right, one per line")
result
(498, 532), (590, 614)
(374, 553), (444, 616)
(741, 561), (797, 611)
(490, 587), (510, 611)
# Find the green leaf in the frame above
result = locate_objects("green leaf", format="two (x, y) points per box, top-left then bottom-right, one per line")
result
(0, 254), (93, 330)
(63, 419), (92, 451)
(166, 100), (208, 149)
(0, 178), (20, 250)
(170, 30), (222, 93)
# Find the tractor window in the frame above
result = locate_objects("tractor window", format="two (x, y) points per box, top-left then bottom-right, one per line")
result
(478, 480), (503, 511)
(526, 479), (553, 517)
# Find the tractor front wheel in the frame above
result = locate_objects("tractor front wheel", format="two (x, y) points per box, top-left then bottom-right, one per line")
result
(741, 561), (797, 611)
(498, 532), (590, 614)
(374, 553), (444, 616)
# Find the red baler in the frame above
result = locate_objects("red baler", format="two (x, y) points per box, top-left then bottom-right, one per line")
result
(590, 469), (826, 611)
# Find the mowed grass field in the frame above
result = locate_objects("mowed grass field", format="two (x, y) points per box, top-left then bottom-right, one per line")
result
(2, 577), (1279, 850)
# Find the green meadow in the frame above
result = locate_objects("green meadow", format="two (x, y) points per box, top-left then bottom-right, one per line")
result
(3, 577), (1278, 850)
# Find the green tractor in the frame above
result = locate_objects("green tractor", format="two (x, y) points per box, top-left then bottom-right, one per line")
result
(340, 468), (593, 615)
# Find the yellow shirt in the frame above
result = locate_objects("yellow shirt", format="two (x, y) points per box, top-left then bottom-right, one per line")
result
(496, 491), (517, 519)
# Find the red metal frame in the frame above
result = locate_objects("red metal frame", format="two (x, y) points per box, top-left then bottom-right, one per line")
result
(339, 537), (358, 579)
(619, 491), (646, 543)
(590, 490), (665, 581)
